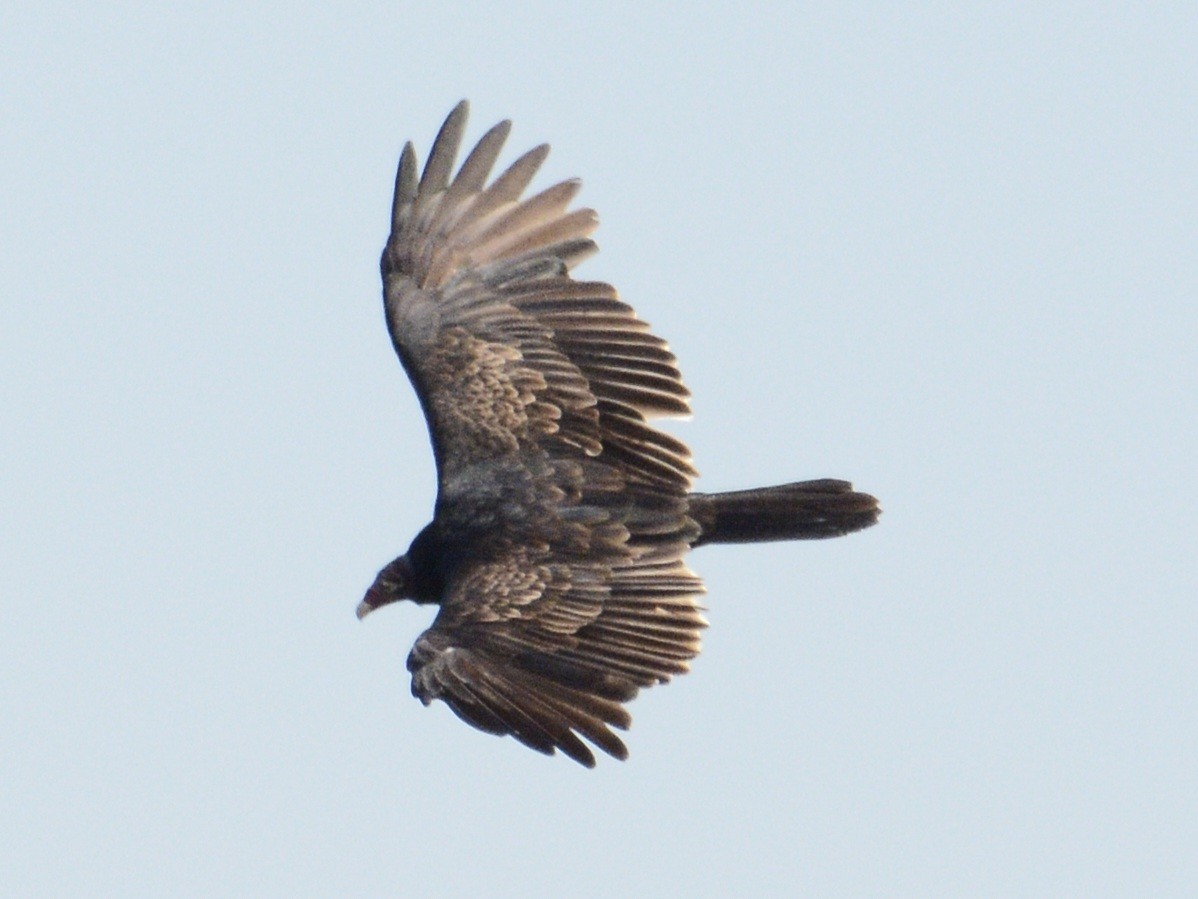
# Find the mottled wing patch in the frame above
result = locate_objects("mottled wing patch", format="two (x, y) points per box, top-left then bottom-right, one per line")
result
(420, 327), (553, 460)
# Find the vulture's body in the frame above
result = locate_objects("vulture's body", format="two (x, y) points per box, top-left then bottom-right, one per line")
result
(358, 103), (879, 766)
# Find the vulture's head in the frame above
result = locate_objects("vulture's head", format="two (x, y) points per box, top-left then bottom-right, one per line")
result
(357, 555), (414, 619)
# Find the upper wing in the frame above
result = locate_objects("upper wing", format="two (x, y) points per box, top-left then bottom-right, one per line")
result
(406, 543), (706, 767)
(382, 101), (696, 493)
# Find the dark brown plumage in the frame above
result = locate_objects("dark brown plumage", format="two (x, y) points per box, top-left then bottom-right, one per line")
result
(358, 102), (879, 767)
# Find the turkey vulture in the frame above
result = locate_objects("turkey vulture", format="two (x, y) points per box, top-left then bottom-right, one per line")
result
(358, 102), (879, 767)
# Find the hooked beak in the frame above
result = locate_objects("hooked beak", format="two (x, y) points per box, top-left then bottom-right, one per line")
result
(358, 556), (411, 620)
(356, 584), (396, 620)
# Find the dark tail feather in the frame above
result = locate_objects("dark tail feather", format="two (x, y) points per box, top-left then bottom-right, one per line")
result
(688, 479), (880, 547)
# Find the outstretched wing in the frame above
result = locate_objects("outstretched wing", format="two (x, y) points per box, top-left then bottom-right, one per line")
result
(385, 103), (709, 764)
(381, 100), (695, 493)
(407, 543), (706, 767)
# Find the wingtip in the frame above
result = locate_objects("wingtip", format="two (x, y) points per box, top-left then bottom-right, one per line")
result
(565, 745), (599, 769)
(391, 141), (419, 231)
(418, 101), (471, 196)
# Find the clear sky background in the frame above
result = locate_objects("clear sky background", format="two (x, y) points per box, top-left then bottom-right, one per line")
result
(3, 3), (1195, 896)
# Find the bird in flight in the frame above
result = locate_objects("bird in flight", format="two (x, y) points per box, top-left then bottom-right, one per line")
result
(358, 102), (879, 767)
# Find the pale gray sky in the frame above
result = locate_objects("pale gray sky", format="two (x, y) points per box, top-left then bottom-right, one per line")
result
(3, 3), (1195, 896)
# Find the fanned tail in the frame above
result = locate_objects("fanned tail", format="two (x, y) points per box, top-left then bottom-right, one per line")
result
(688, 479), (879, 547)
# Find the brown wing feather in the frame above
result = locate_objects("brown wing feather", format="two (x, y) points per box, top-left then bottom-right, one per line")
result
(382, 100), (695, 493)
(408, 544), (705, 766)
